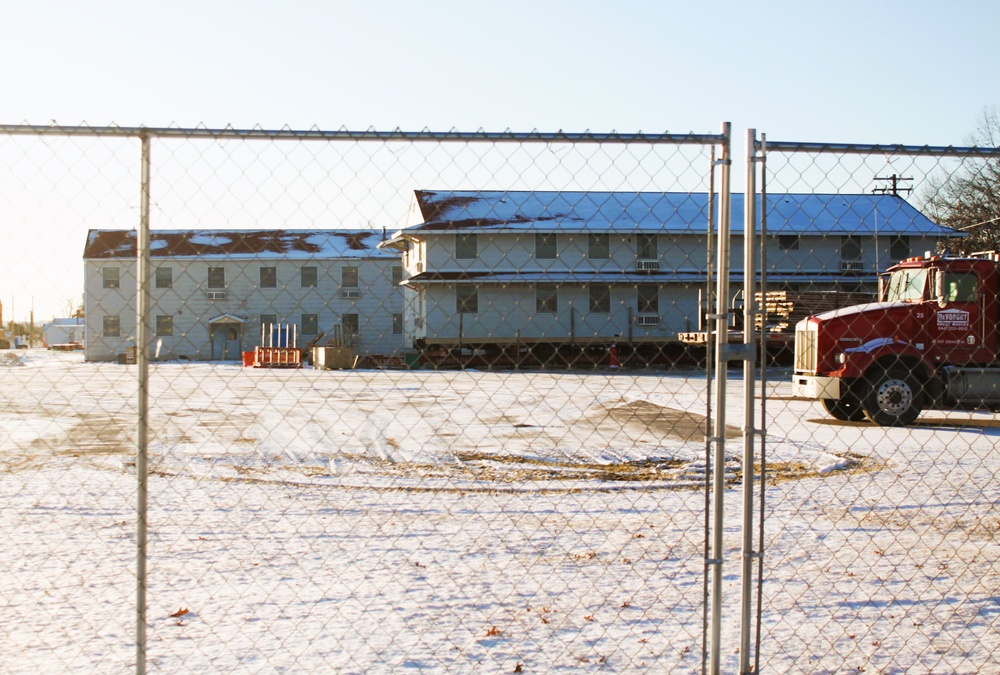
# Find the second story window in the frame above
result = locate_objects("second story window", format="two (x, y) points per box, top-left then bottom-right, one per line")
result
(841, 236), (863, 261)
(260, 266), (277, 288)
(155, 267), (172, 289)
(392, 266), (403, 286)
(889, 235), (909, 262)
(342, 266), (359, 288)
(456, 233), (478, 259)
(588, 233), (610, 260)
(636, 234), (657, 259)
(535, 233), (557, 259)
(301, 266), (318, 288)
(208, 266), (225, 289)
(777, 235), (800, 251)
(103, 267), (120, 289)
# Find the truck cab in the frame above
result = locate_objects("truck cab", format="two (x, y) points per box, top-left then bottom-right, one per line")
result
(792, 254), (1000, 425)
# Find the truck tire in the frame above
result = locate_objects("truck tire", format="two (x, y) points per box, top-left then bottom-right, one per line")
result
(822, 396), (867, 422)
(861, 365), (923, 426)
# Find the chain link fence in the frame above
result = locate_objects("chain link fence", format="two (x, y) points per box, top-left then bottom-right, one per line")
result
(753, 137), (1000, 673)
(1, 125), (746, 673)
(4, 123), (999, 673)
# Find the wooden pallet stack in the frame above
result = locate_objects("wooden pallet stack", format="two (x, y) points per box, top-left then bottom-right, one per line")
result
(756, 290), (874, 334)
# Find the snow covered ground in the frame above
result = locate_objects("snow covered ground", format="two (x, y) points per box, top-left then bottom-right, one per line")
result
(2, 350), (999, 673)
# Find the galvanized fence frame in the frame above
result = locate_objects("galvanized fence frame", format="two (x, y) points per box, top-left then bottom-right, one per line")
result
(748, 134), (1000, 673)
(0, 123), (740, 673)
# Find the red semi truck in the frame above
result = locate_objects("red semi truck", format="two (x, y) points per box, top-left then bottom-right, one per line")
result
(792, 252), (1000, 426)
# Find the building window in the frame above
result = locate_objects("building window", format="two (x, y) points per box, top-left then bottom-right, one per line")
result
(393, 313), (403, 334)
(589, 233), (610, 259)
(260, 266), (277, 288)
(302, 313), (319, 335)
(392, 266), (403, 286)
(536, 284), (558, 314)
(456, 233), (478, 259)
(342, 266), (359, 288)
(208, 267), (225, 289)
(889, 235), (909, 262)
(456, 286), (478, 314)
(777, 235), (800, 251)
(155, 267), (172, 289)
(103, 315), (121, 338)
(636, 234), (657, 259)
(260, 314), (277, 330)
(841, 236), (863, 261)
(589, 284), (611, 314)
(342, 313), (359, 335)
(637, 284), (659, 314)
(535, 233), (557, 259)
(155, 315), (173, 337)
(301, 266), (318, 288)
(102, 267), (120, 289)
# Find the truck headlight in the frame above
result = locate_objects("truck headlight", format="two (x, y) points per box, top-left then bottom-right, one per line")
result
(834, 352), (846, 365)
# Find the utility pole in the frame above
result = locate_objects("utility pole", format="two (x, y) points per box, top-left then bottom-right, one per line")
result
(872, 173), (913, 197)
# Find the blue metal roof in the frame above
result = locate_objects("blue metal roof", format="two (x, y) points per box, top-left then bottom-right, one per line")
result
(404, 190), (958, 237)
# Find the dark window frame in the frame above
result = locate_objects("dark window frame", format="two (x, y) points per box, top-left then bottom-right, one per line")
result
(588, 233), (610, 260)
(637, 284), (659, 314)
(301, 266), (319, 289)
(102, 267), (120, 289)
(155, 266), (172, 289)
(589, 284), (611, 314)
(456, 285), (479, 314)
(260, 266), (277, 289)
(536, 284), (558, 314)
(456, 233), (478, 260)
(208, 266), (226, 289)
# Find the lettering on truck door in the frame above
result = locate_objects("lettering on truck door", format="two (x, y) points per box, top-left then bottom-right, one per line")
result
(930, 269), (984, 364)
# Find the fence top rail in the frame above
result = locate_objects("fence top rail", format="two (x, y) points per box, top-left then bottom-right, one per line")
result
(759, 138), (1000, 158)
(0, 123), (727, 145)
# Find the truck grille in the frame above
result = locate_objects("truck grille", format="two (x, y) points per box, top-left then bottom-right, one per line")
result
(795, 328), (817, 372)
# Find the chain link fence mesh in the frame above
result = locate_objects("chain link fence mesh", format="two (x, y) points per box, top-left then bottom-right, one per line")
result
(757, 141), (1000, 673)
(7, 125), (998, 673)
(1, 127), (744, 673)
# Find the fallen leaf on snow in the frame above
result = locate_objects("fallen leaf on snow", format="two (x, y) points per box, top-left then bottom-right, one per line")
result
(169, 607), (190, 618)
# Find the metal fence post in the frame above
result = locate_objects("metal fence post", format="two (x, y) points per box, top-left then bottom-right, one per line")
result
(136, 130), (152, 675)
(709, 121), (732, 675)
(739, 128), (760, 674)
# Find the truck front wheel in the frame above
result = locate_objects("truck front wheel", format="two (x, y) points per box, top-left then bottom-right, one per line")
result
(822, 395), (867, 422)
(861, 366), (923, 426)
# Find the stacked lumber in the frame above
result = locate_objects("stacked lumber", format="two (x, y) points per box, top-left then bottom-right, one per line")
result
(756, 290), (874, 333)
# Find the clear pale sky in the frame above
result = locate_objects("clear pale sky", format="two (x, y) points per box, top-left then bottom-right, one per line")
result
(2, 0), (999, 322)
(2, 0), (996, 142)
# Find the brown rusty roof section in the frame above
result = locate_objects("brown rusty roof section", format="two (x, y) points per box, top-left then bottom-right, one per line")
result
(414, 190), (565, 231)
(83, 229), (380, 259)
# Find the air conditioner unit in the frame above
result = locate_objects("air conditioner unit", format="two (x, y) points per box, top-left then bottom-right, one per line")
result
(206, 291), (227, 300)
(841, 260), (865, 272)
(636, 259), (660, 271)
(637, 315), (661, 326)
(341, 289), (361, 299)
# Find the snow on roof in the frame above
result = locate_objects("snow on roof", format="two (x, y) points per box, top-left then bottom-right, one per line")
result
(83, 229), (398, 260)
(402, 190), (957, 237)
(404, 269), (872, 286)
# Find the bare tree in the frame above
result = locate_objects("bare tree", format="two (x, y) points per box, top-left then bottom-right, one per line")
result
(922, 107), (1000, 253)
